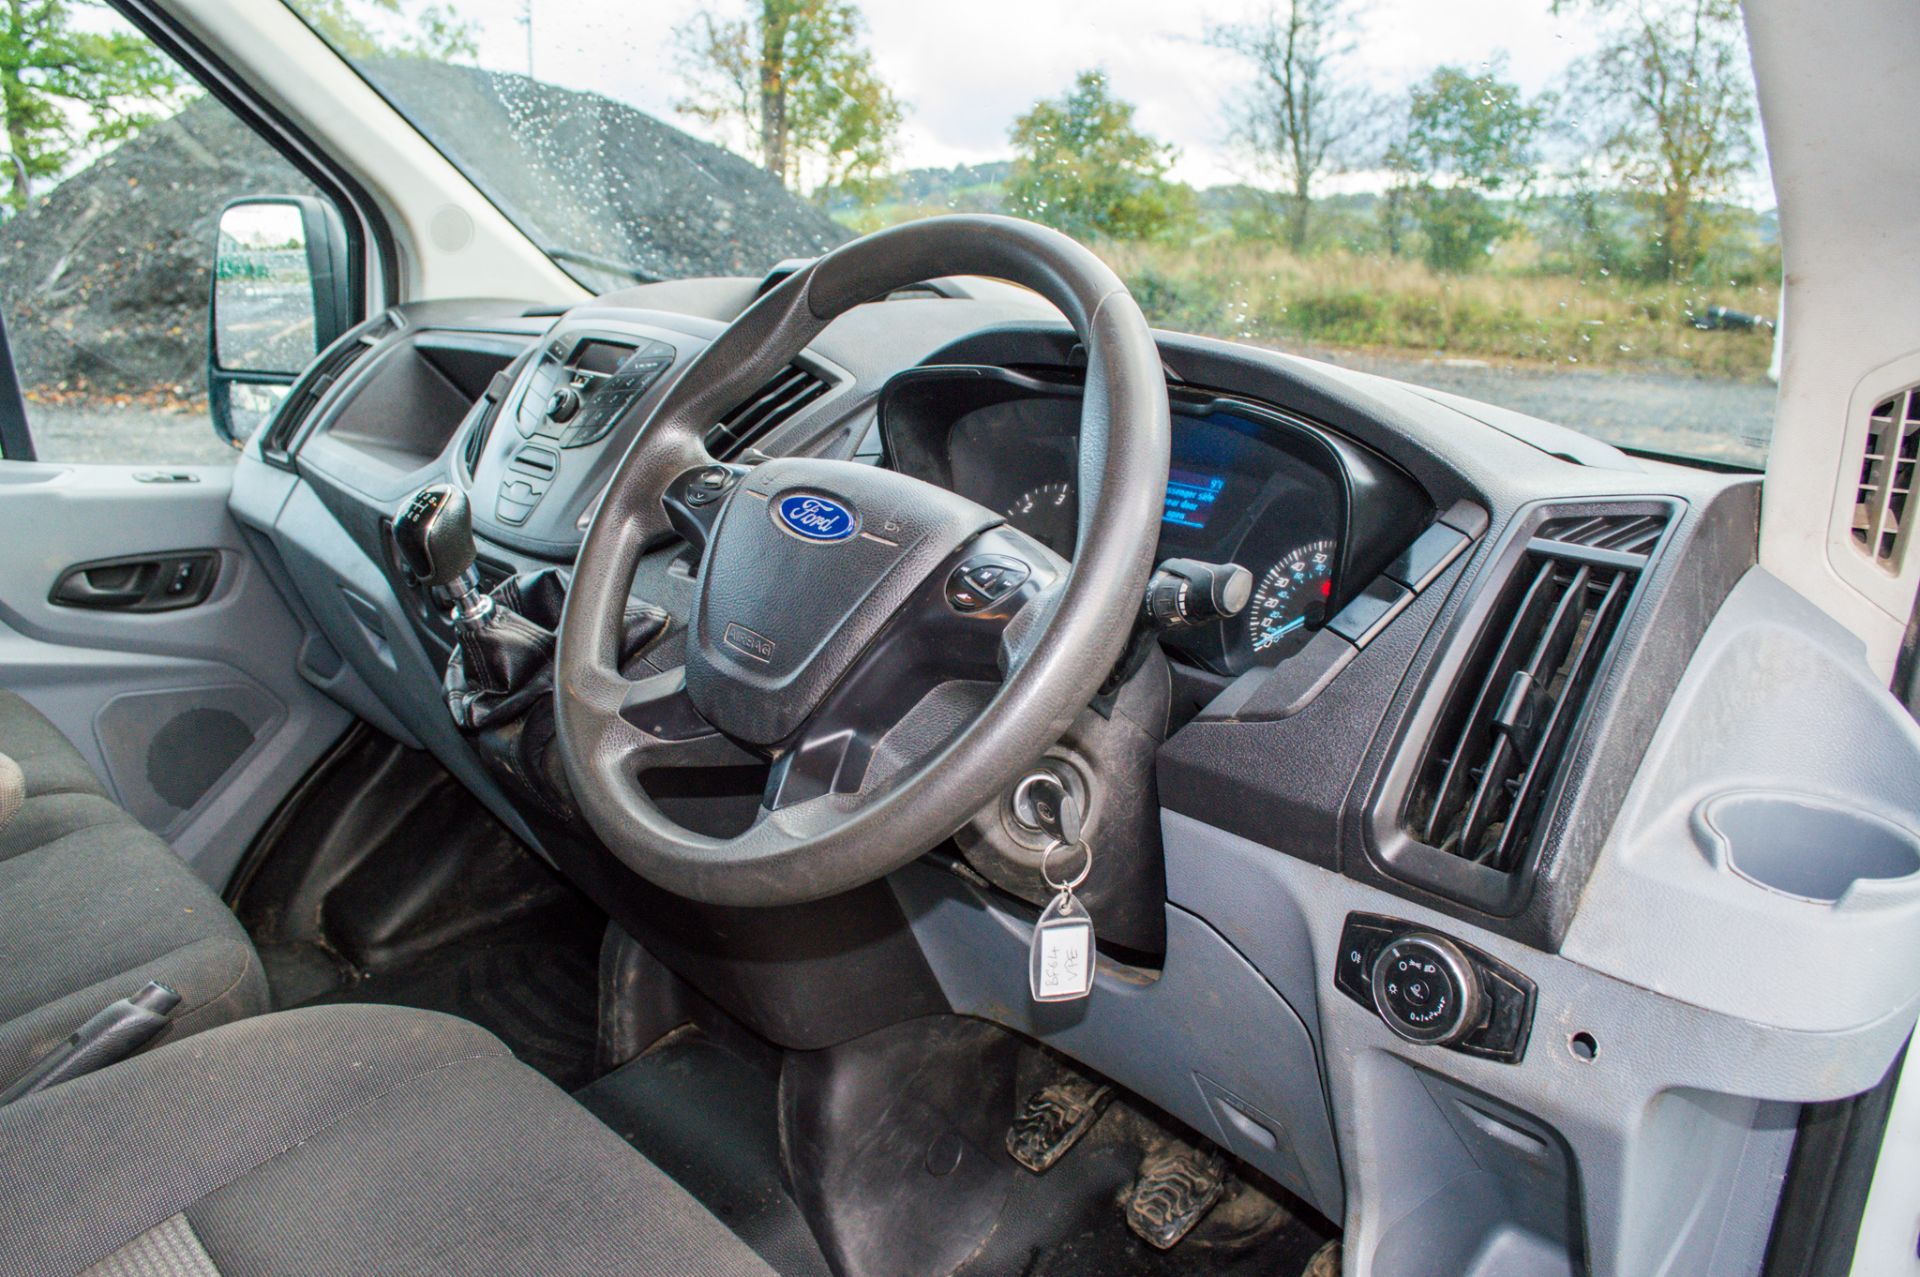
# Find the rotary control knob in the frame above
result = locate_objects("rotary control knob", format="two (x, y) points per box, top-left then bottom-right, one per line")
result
(1369, 933), (1485, 1046)
(546, 386), (582, 423)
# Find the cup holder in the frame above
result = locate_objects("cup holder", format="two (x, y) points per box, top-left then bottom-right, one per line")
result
(1695, 791), (1920, 903)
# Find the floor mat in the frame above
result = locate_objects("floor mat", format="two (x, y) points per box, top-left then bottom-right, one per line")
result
(305, 938), (600, 1089)
(576, 1030), (834, 1277)
(958, 1101), (1337, 1277)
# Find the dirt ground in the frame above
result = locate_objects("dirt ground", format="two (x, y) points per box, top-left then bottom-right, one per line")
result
(24, 402), (238, 466)
(1283, 345), (1775, 467)
(19, 345), (1774, 472)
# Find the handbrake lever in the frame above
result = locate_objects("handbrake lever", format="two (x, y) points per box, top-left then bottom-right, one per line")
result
(0, 981), (180, 1105)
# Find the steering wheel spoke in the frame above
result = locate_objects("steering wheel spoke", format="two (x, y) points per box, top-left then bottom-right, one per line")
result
(613, 665), (760, 771)
(760, 525), (1063, 810)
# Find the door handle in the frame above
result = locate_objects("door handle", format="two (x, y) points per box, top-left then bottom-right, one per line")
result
(50, 551), (220, 612)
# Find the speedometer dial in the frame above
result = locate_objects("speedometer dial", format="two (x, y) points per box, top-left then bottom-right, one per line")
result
(1006, 481), (1076, 555)
(1248, 540), (1336, 657)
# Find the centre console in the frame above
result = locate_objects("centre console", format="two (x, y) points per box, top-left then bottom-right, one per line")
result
(492, 332), (678, 526)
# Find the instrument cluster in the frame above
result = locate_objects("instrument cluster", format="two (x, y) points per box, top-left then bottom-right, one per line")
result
(877, 369), (1419, 676)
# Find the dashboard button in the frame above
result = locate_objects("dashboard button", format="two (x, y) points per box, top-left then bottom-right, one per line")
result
(1384, 523), (1469, 592)
(950, 555), (1029, 611)
(1326, 576), (1412, 647)
(966, 564), (1009, 591)
(1334, 914), (1399, 1006)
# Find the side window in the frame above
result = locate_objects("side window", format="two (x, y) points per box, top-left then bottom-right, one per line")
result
(0, 9), (329, 464)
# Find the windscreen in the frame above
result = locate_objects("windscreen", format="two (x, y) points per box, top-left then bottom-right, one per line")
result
(281, 0), (1779, 469)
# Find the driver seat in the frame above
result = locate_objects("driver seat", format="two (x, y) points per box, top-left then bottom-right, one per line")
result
(1, 1004), (777, 1277)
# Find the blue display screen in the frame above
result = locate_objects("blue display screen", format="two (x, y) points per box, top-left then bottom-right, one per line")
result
(1163, 467), (1225, 529)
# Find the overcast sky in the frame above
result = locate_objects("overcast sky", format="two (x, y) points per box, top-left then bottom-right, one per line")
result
(344, 0), (1770, 202)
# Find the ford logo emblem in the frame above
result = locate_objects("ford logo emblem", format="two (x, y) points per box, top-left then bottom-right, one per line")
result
(774, 493), (858, 543)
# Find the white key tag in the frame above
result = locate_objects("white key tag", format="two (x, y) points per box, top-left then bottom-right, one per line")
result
(1029, 838), (1096, 1003)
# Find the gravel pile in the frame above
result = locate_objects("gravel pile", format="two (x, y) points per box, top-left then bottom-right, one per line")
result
(0, 59), (849, 395)
(0, 102), (313, 395)
(366, 59), (849, 288)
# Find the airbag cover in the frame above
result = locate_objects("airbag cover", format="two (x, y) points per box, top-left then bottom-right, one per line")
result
(685, 456), (1000, 745)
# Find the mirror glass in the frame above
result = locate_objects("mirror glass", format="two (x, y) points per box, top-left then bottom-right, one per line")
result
(214, 202), (317, 375)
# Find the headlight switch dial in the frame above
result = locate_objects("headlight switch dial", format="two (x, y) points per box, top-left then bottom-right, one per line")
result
(1370, 933), (1484, 1046)
(1336, 913), (1534, 1062)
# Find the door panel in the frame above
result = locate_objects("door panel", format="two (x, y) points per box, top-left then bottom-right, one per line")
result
(0, 462), (351, 888)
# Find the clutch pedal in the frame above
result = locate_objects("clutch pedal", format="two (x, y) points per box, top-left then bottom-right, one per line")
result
(1006, 1075), (1113, 1173)
(1123, 1140), (1229, 1250)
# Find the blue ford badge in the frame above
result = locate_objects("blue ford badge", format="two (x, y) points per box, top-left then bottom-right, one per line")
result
(774, 493), (858, 542)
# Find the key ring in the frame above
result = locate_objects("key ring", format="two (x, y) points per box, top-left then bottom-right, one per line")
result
(1040, 838), (1092, 893)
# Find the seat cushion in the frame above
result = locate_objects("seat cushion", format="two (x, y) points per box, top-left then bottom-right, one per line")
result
(0, 693), (268, 1083)
(0, 691), (110, 803)
(2, 1005), (779, 1277)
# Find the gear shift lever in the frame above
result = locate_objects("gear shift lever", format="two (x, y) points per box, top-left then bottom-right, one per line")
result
(394, 483), (492, 623)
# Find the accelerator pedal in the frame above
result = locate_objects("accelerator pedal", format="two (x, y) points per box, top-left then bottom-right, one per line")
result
(1123, 1140), (1229, 1250)
(1006, 1075), (1113, 1173)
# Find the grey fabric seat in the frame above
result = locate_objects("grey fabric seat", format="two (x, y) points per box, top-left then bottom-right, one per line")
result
(1, 1004), (778, 1277)
(0, 691), (268, 1083)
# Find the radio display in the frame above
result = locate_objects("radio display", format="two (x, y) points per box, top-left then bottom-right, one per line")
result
(1163, 468), (1226, 529)
(571, 340), (634, 375)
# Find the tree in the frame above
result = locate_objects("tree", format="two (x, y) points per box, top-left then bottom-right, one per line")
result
(1005, 70), (1192, 242)
(1207, 0), (1373, 252)
(1385, 62), (1548, 271)
(294, 0), (479, 62)
(0, 0), (181, 210)
(673, 0), (902, 198)
(1560, 0), (1757, 279)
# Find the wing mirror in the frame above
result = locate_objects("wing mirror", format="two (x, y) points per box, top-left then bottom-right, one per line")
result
(207, 196), (353, 448)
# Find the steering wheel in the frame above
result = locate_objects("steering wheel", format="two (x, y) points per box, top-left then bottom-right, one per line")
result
(554, 215), (1169, 907)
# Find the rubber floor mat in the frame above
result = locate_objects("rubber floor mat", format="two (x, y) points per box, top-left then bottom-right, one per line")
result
(959, 1101), (1337, 1277)
(305, 939), (599, 1089)
(577, 1031), (834, 1277)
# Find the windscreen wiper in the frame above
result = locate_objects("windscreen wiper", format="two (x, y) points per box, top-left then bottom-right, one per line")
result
(542, 246), (662, 285)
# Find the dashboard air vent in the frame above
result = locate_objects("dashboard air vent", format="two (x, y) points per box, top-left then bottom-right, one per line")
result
(459, 364), (523, 480)
(1404, 511), (1667, 875)
(261, 312), (398, 464)
(705, 363), (831, 458)
(1853, 385), (1918, 569)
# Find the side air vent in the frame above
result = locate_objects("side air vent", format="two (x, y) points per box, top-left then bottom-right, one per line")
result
(1854, 386), (1918, 569)
(460, 400), (494, 477)
(1404, 510), (1668, 876)
(261, 312), (399, 464)
(705, 363), (831, 458)
(459, 365), (524, 480)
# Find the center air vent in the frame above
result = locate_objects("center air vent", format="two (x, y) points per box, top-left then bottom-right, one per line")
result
(1403, 510), (1668, 876)
(705, 363), (831, 459)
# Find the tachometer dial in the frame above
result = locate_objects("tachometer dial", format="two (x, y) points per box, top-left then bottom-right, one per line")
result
(1006, 481), (1076, 555)
(1248, 540), (1336, 656)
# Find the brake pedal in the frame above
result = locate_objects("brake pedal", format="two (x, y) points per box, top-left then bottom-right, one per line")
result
(1006, 1076), (1113, 1173)
(1123, 1140), (1229, 1250)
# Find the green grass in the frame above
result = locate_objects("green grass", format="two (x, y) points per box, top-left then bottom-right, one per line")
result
(1102, 240), (1780, 380)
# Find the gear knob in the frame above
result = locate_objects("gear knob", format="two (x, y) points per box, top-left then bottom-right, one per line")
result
(395, 484), (477, 589)
(395, 484), (491, 623)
